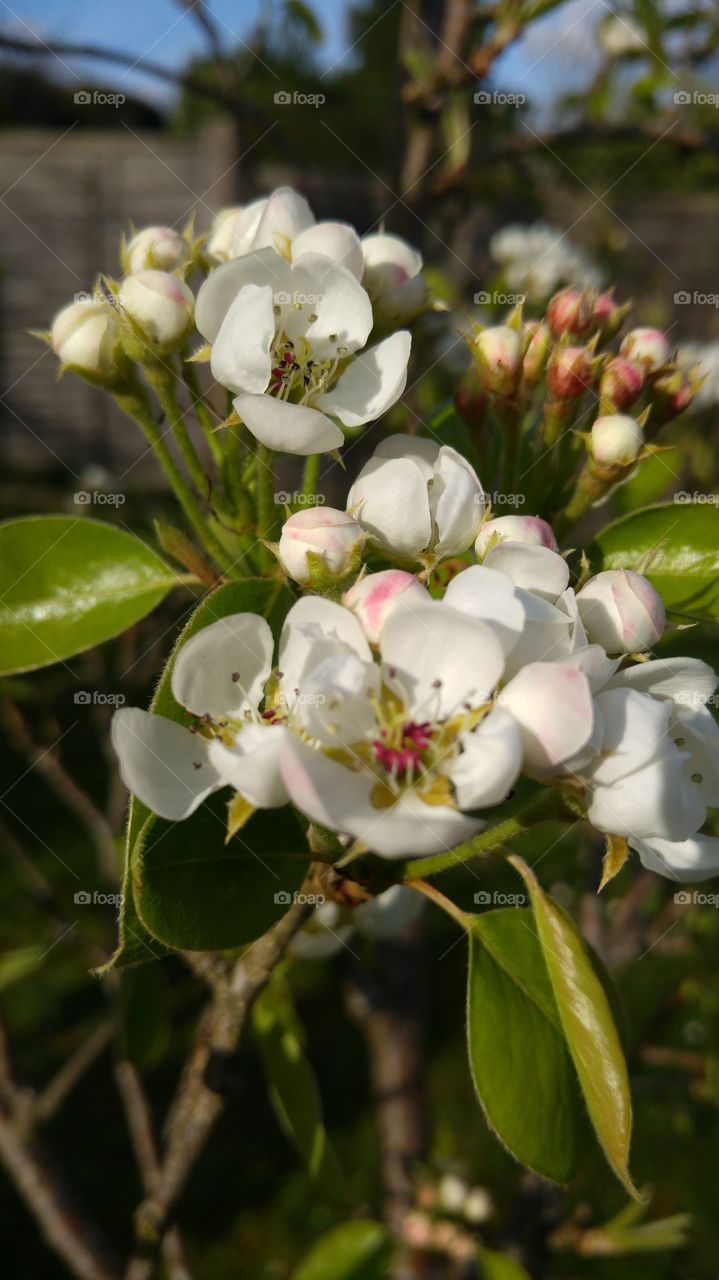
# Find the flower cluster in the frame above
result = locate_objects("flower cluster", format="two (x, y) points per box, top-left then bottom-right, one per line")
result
(112, 430), (719, 882)
(489, 222), (602, 303)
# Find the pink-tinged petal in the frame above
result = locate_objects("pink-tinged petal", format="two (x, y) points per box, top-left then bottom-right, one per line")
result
(498, 662), (595, 771)
(482, 543), (569, 602)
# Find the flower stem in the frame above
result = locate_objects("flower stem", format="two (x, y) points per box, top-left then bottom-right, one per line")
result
(182, 359), (224, 466)
(144, 363), (211, 501)
(406, 879), (472, 929)
(402, 789), (570, 881)
(555, 457), (625, 537)
(113, 382), (237, 575)
(255, 442), (277, 568)
(301, 453), (321, 502)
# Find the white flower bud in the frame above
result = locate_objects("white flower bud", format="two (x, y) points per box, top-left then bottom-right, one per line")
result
(438, 1174), (468, 1214)
(475, 515), (558, 558)
(51, 298), (122, 381)
(119, 270), (195, 352)
(343, 569), (429, 644)
(620, 327), (670, 373)
(125, 225), (191, 274)
(473, 325), (523, 396)
(576, 569), (665, 654)
(590, 414), (643, 467)
(278, 507), (364, 586)
(207, 200), (267, 262)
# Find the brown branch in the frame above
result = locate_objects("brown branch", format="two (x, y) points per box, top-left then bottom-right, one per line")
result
(124, 894), (314, 1278)
(33, 1021), (116, 1129)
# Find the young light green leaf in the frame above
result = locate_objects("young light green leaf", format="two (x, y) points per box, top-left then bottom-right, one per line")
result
(589, 502), (719, 621)
(293, 1220), (393, 1280)
(253, 979), (347, 1200)
(0, 516), (181, 674)
(509, 856), (638, 1199)
(467, 908), (581, 1184)
(478, 1245), (532, 1280)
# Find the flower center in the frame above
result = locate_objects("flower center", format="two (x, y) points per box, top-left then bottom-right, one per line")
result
(269, 327), (348, 405)
(372, 720), (432, 776)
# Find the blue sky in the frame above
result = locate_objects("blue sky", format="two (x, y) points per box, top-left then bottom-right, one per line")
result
(4, 0), (608, 113)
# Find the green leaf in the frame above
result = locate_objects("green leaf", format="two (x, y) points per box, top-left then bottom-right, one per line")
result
(478, 1246), (532, 1280)
(0, 945), (48, 991)
(510, 857), (637, 1198)
(0, 516), (180, 674)
(467, 908), (581, 1183)
(134, 796), (308, 951)
(589, 502), (719, 621)
(293, 1221), (393, 1280)
(104, 578), (288, 969)
(253, 979), (347, 1199)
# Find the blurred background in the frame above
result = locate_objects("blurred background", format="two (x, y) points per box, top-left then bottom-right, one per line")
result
(2, 2), (719, 1277)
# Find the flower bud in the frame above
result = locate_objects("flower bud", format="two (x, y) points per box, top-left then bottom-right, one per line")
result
(125, 226), (191, 274)
(599, 356), (645, 411)
(522, 321), (551, 386)
(547, 287), (594, 339)
(343, 569), (429, 644)
(278, 507), (364, 587)
(475, 515), (559, 558)
(620, 327), (670, 373)
(51, 298), (123, 383)
(576, 569), (665, 654)
(119, 270), (195, 353)
(547, 344), (594, 400)
(653, 367), (697, 420)
(473, 325), (523, 396)
(590, 413), (643, 467)
(593, 290), (630, 339)
(453, 365), (488, 428)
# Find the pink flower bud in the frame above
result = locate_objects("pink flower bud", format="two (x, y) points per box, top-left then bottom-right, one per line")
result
(653, 367), (697, 420)
(547, 287), (594, 339)
(522, 321), (551, 386)
(279, 507), (364, 586)
(125, 226), (191, 274)
(547, 345), (594, 399)
(475, 515), (558, 558)
(473, 325), (523, 396)
(576, 569), (665, 653)
(590, 414), (643, 467)
(620, 327), (670, 373)
(51, 298), (122, 382)
(593, 290), (629, 339)
(119, 270), (194, 351)
(343, 569), (429, 644)
(599, 356), (645, 410)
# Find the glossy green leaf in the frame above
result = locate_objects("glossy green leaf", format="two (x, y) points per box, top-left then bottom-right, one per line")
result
(589, 502), (719, 621)
(0, 516), (180, 674)
(467, 908), (581, 1183)
(293, 1220), (393, 1280)
(478, 1246), (532, 1280)
(254, 979), (347, 1199)
(134, 796), (308, 951)
(510, 857), (637, 1198)
(105, 578), (290, 969)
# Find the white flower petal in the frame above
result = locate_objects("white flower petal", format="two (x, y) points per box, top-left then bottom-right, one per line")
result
(348, 456), (431, 559)
(316, 331), (411, 427)
(361, 232), (423, 281)
(234, 393), (343, 455)
(374, 432), (438, 479)
(380, 600), (505, 719)
(210, 283), (274, 394)
(449, 707), (522, 810)
(443, 565), (526, 658)
(292, 221), (365, 279)
(431, 447), (486, 557)
(195, 246), (291, 342)
(501, 590), (575, 676)
(279, 597), (372, 709)
(111, 708), (221, 821)
(171, 612), (274, 720)
(280, 735), (481, 857)
(296, 648), (380, 746)
(587, 746), (705, 842)
(607, 656), (719, 707)
(354, 884), (424, 937)
(482, 543), (570, 602)
(283, 253), (373, 357)
(587, 688), (671, 786)
(252, 186), (315, 255)
(208, 724), (288, 808)
(631, 833), (719, 882)
(498, 662), (595, 772)
(559, 644), (622, 691)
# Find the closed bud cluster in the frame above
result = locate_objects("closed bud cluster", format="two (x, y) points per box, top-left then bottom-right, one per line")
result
(278, 507), (365, 588)
(599, 356), (645, 411)
(547, 344), (595, 400)
(547, 287), (595, 339)
(472, 325), (523, 397)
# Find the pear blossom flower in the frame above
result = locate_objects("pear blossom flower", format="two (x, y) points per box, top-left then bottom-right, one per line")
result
(206, 186), (364, 279)
(347, 435), (486, 563)
(475, 515), (559, 558)
(278, 507), (365, 586)
(576, 569), (665, 654)
(360, 232), (426, 324)
(343, 569), (430, 645)
(195, 247), (411, 455)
